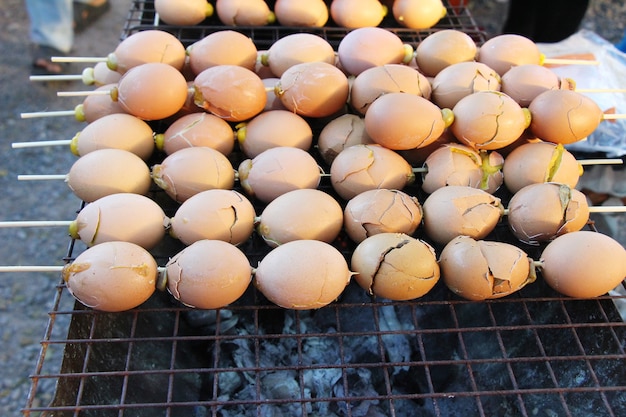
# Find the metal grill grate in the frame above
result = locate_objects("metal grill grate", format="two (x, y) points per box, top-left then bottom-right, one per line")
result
(22, 1), (626, 416)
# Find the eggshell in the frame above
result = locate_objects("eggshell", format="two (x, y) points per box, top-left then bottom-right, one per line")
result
(422, 185), (504, 245)
(330, 144), (414, 200)
(257, 189), (344, 247)
(503, 142), (581, 194)
(151, 146), (235, 203)
(344, 189), (422, 244)
(215, 0), (274, 25)
(364, 92), (446, 150)
(451, 91), (529, 151)
(187, 31), (258, 75)
(317, 114), (374, 164)
(63, 241), (158, 312)
(236, 110), (313, 158)
(421, 143), (504, 194)
(351, 233), (439, 300)
(253, 240), (352, 309)
(263, 33), (335, 78)
(237, 147), (321, 203)
(71, 193), (168, 250)
(330, 0), (387, 28)
(70, 113), (155, 160)
(337, 27), (409, 76)
(274, 61), (349, 118)
(349, 64), (432, 115)
(439, 235), (533, 300)
(79, 83), (127, 123)
(67, 148), (152, 203)
(108, 30), (187, 73)
(528, 89), (603, 145)
(158, 112), (235, 156)
(194, 65), (267, 122)
(169, 189), (256, 246)
(507, 183), (590, 244)
(392, 0), (447, 30)
(477, 34), (542, 76)
(155, 0), (212, 25)
(415, 29), (478, 77)
(115, 63), (189, 121)
(165, 239), (252, 309)
(500, 64), (560, 107)
(274, 0), (329, 27)
(539, 231), (626, 298)
(431, 61), (501, 110)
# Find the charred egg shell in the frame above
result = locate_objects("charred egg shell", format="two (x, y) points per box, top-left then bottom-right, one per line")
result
(63, 241), (157, 312)
(351, 233), (439, 301)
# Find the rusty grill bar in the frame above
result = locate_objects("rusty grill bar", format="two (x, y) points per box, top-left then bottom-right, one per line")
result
(22, 1), (626, 416)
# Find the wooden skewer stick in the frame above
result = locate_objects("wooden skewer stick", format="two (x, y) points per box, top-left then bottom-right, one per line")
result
(29, 74), (85, 82)
(20, 110), (77, 119)
(603, 114), (626, 120)
(502, 206), (626, 215)
(0, 221), (72, 228)
(57, 90), (110, 97)
(12, 140), (71, 149)
(578, 158), (623, 165)
(17, 175), (67, 181)
(542, 58), (599, 66)
(0, 266), (65, 273)
(51, 56), (107, 63)
(576, 88), (626, 93)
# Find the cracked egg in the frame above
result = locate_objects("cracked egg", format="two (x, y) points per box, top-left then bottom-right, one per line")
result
(351, 233), (439, 301)
(431, 61), (501, 110)
(317, 113), (374, 164)
(158, 112), (235, 156)
(507, 182), (589, 245)
(169, 189), (256, 246)
(414, 29), (477, 77)
(262, 33), (335, 78)
(439, 235), (535, 300)
(165, 239), (252, 309)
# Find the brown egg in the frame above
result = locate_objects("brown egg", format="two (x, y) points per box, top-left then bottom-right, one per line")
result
(351, 233), (439, 300)
(274, 61), (349, 118)
(317, 114), (374, 164)
(422, 185), (504, 245)
(500, 64), (560, 107)
(350, 64), (432, 115)
(187, 30), (258, 75)
(365, 92), (447, 150)
(330, 144), (415, 200)
(67, 148), (152, 203)
(63, 241), (157, 312)
(253, 240), (352, 309)
(451, 91), (530, 151)
(330, 0), (387, 28)
(70, 193), (168, 250)
(238, 147), (321, 203)
(502, 142), (582, 194)
(263, 33), (335, 78)
(507, 183), (590, 245)
(169, 189), (256, 246)
(344, 189), (423, 244)
(421, 143), (504, 194)
(274, 0), (329, 27)
(157, 112), (235, 156)
(337, 27), (412, 76)
(439, 235), (534, 300)
(165, 239), (252, 309)
(70, 113), (155, 160)
(79, 83), (127, 123)
(107, 30), (187, 74)
(215, 0), (274, 25)
(257, 189), (344, 247)
(477, 34), (542, 76)
(115, 63), (189, 121)
(415, 29), (478, 77)
(539, 231), (626, 298)
(194, 65), (267, 122)
(431, 61), (501, 110)
(151, 146), (235, 203)
(528, 89), (603, 145)
(236, 110), (313, 158)
(398, 129), (457, 166)
(392, 0), (447, 30)
(155, 0), (212, 25)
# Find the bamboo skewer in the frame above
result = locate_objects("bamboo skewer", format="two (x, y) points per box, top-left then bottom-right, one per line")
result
(12, 140), (71, 149)
(51, 56), (107, 63)
(0, 221), (72, 228)
(17, 175), (67, 181)
(20, 110), (78, 119)
(542, 58), (599, 66)
(0, 266), (65, 273)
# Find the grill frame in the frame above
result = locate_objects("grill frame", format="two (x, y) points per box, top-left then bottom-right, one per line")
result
(22, 1), (626, 416)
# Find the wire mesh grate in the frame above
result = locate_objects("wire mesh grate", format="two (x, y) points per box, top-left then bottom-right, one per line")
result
(22, 1), (626, 416)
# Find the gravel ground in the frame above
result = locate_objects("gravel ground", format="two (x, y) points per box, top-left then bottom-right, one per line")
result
(0, 1), (624, 416)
